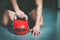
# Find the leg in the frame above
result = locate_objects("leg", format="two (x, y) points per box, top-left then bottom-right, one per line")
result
(2, 10), (15, 26)
(2, 10), (9, 26)
(28, 9), (43, 27)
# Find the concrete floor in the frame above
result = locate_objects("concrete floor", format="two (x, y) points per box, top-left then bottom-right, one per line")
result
(57, 9), (60, 40)
(0, 8), (57, 40)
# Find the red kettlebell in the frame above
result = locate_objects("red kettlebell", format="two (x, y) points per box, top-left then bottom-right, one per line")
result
(14, 14), (29, 35)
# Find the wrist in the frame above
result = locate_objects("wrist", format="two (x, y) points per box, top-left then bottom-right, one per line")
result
(35, 21), (40, 27)
(35, 22), (40, 26)
(35, 24), (40, 27)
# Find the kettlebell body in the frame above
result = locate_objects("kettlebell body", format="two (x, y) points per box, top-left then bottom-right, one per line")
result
(14, 15), (29, 35)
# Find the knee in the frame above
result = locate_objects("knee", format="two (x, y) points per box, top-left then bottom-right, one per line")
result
(29, 9), (36, 16)
(40, 23), (43, 27)
(40, 16), (44, 27)
(2, 10), (11, 26)
(28, 9), (36, 21)
(2, 21), (8, 26)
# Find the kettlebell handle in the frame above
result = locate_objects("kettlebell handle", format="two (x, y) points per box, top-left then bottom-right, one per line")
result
(17, 17), (25, 20)
(14, 14), (28, 20)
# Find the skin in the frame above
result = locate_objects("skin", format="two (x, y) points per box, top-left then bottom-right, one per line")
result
(30, 0), (43, 35)
(2, 0), (43, 36)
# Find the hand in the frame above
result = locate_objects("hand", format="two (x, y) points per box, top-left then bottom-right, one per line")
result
(16, 10), (25, 18)
(30, 25), (41, 36)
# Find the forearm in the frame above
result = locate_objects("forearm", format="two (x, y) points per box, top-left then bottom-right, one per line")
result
(35, 0), (43, 26)
(11, 0), (20, 12)
(36, 6), (42, 26)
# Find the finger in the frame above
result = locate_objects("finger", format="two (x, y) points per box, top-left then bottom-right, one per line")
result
(33, 31), (35, 36)
(20, 15), (25, 18)
(40, 31), (41, 34)
(30, 29), (33, 34)
(34, 32), (36, 36)
(35, 31), (38, 36)
(30, 29), (33, 32)
(18, 14), (25, 18)
(37, 32), (40, 36)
